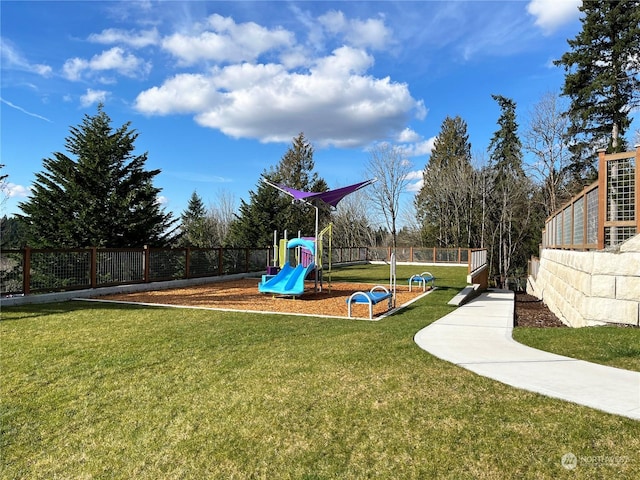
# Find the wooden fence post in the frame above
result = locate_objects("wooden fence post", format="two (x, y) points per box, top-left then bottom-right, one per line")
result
(185, 247), (191, 279)
(23, 247), (31, 296)
(597, 148), (607, 249)
(635, 145), (640, 236)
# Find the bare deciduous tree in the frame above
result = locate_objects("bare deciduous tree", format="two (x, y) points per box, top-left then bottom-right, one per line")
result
(209, 188), (237, 246)
(0, 164), (8, 208)
(331, 189), (376, 248)
(365, 144), (413, 249)
(523, 92), (572, 215)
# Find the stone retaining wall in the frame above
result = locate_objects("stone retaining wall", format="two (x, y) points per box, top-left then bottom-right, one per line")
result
(527, 235), (640, 327)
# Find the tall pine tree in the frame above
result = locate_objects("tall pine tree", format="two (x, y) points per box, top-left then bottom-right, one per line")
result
(18, 104), (175, 247)
(555, 0), (640, 184)
(178, 191), (216, 247)
(416, 116), (475, 247)
(487, 95), (534, 285)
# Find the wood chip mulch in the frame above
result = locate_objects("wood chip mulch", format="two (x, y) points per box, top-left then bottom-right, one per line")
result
(98, 278), (430, 319)
(514, 293), (567, 327)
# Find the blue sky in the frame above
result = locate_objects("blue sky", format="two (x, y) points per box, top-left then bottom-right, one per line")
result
(3, 0), (632, 223)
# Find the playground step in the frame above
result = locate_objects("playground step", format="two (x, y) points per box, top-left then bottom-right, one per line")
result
(448, 284), (481, 307)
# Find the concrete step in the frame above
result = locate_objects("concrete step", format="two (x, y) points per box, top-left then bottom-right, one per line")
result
(448, 284), (481, 306)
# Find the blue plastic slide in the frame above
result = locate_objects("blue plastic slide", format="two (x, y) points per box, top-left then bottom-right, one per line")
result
(258, 261), (316, 296)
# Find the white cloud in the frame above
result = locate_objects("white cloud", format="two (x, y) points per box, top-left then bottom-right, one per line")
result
(311, 46), (373, 76)
(134, 73), (223, 115)
(318, 10), (391, 50)
(161, 14), (294, 65)
(135, 45), (422, 148)
(399, 136), (436, 158)
(0, 37), (52, 77)
(63, 47), (151, 81)
(88, 28), (160, 48)
(396, 128), (421, 143)
(80, 89), (109, 107)
(527, 0), (581, 34)
(404, 170), (424, 192)
(404, 170), (423, 181)
(6, 183), (31, 198)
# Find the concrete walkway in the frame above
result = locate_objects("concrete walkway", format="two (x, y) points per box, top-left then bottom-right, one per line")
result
(414, 290), (640, 420)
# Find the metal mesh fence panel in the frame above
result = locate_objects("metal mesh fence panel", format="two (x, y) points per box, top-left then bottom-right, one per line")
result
(96, 250), (144, 286)
(586, 188), (599, 245)
(0, 250), (24, 295)
(367, 247), (388, 261)
(607, 156), (636, 222)
(562, 206), (572, 245)
(149, 249), (185, 281)
(222, 249), (247, 275)
(435, 248), (459, 263)
(573, 196), (584, 245)
(394, 247), (411, 262)
(605, 226), (637, 247)
(248, 249), (268, 272)
(30, 250), (91, 292)
(412, 248), (435, 263)
(189, 249), (221, 277)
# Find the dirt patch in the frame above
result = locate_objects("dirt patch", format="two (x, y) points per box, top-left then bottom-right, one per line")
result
(514, 292), (567, 328)
(98, 278), (429, 319)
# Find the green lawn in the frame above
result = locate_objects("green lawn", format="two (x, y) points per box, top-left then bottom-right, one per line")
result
(2, 265), (639, 479)
(513, 325), (640, 372)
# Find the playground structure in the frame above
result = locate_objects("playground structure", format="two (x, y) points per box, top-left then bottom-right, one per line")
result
(258, 237), (317, 296)
(258, 179), (374, 297)
(267, 223), (333, 288)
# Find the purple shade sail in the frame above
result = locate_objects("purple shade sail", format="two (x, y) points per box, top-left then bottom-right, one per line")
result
(263, 178), (375, 208)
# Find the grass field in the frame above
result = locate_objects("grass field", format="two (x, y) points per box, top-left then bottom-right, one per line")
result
(2, 265), (639, 479)
(513, 325), (640, 372)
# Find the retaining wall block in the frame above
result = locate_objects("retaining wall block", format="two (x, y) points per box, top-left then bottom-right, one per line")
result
(590, 275), (616, 299)
(591, 251), (640, 277)
(616, 275), (640, 302)
(584, 297), (638, 324)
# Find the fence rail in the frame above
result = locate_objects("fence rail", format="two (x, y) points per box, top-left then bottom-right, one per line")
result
(367, 247), (471, 264)
(542, 147), (639, 250)
(1, 246), (483, 297)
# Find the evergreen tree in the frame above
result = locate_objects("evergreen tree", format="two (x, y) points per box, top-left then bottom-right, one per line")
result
(555, 0), (640, 184)
(416, 116), (475, 247)
(1, 216), (28, 249)
(18, 104), (175, 247)
(227, 133), (328, 247)
(487, 95), (535, 285)
(178, 191), (216, 247)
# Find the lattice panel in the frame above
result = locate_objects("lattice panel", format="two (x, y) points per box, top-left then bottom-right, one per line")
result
(573, 197), (584, 245)
(607, 157), (636, 221)
(586, 188), (599, 245)
(605, 226), (637, 247)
